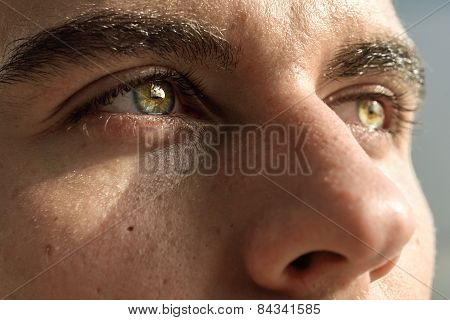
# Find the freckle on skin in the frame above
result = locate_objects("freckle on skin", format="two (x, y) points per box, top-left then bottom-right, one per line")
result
(45, 244), (53, 256)
(11, 187), (22, 200)
(127, 226), (134, 232)
(213, 226), (221, 235)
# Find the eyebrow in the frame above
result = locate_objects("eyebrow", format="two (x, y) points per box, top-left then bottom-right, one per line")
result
(0, 10), (239, 84)
(325, 40), (425, 95)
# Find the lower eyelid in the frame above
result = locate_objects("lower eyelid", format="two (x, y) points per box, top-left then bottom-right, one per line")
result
(347, 123), (395, 158)
(62, 112), (202, 143)
(60, 112), (210, 145)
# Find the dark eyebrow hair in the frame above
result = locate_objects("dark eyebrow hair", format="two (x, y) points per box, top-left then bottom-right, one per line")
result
(324, 40), (425, 96)
(0, 10), (239, 84)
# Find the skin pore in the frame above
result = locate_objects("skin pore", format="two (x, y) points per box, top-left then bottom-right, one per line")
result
(0, 0), (435, 299)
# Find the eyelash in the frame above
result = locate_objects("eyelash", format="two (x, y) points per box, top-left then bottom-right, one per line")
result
(65, 69), (206, 124)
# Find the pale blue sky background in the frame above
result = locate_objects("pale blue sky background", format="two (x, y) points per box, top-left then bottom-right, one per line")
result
(394, 0), (450, 300)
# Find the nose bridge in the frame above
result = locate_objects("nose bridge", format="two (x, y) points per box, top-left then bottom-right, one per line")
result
(243, 95), (415, 293)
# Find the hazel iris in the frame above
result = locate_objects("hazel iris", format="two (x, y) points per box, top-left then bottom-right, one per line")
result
(356, 99), (385, 130)
(133, 81), (175, 114)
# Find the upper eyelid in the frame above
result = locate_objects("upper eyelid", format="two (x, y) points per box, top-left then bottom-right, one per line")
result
(326, 92), (397, 107)
(324, 84), (396, 105)
(320, 63), (424, 103)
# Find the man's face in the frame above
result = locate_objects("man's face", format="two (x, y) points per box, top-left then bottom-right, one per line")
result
(0, 0), (435, 299)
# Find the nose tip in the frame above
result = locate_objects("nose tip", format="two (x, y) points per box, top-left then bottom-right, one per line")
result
(343, 190), (415, 270)
(243, 182), (415, 296)
(366, 198), (415, 281)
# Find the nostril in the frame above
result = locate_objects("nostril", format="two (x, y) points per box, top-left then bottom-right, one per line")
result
(289, 251), (346, 274)
(290, 252), (314, 270)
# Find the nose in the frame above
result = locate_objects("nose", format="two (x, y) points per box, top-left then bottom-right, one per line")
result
(243, 96), (415, 297)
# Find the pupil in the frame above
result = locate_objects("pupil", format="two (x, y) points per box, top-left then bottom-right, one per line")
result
(366, 101), (380, 120)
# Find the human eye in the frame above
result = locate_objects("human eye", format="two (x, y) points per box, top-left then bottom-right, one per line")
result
(324, 84), (417, 136)
(99, 80), (177, 116)
(50, 66), (214, 137)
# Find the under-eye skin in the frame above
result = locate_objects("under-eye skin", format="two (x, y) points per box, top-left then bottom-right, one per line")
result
(324, 84), (417, 136)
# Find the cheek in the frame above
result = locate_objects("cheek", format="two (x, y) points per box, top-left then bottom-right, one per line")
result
(0, 123), (213, 297)
(0, 137), (213, 298)
(0, 154), (134, 296)
(13, 156), (137, 235)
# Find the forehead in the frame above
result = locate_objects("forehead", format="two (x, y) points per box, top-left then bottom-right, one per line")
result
(0, 0), (404, 53)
